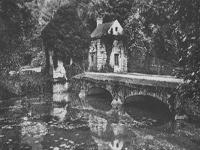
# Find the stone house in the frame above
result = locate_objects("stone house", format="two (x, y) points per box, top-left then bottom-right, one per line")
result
(88, 18), (127, 73)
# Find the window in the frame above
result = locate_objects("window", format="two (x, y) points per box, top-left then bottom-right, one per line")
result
(115, 27), (118, 31)
(114, 54), (119, 66)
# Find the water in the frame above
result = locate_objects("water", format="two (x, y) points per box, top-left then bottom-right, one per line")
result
(0, 83), (200, 150)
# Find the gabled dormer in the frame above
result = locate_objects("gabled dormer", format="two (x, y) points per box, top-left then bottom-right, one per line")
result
(91, 18), (123, 39)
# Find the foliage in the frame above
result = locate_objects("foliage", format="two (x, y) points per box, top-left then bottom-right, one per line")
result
(129, 0), (200, 116)
(0, 0), (70, 73)
(0, 0), (36, 72)
(172, 0), (200, 116)
(125, 0), (178, 66)
(41, 2), (90, 69)
(99, 63), (114, 73)
(26, 0), (69, 37)
(101, 0), (133, 25)
(65, 63), (83, 79)
(31, 51), (45, 67)
(83, 0), (133, 25)
(101, 34), (115, 65)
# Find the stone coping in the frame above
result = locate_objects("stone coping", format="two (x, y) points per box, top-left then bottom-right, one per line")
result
(73, 72), (184, 88)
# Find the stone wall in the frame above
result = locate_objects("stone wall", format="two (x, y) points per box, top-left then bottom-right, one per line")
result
(88, 41), (97, 71)
(96, 40), (107, 70)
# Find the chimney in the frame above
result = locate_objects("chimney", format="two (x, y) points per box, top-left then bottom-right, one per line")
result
(96, 17), (103, 26)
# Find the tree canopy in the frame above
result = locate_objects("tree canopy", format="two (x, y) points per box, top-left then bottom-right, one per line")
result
(0, 0), (36, 71)
(41, 1), (90, 67)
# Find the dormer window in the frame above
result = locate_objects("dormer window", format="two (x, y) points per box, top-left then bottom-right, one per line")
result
(115, 27), (118, 31)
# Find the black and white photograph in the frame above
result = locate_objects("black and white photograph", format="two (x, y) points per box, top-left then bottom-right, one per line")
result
(0, 0), (200, 149)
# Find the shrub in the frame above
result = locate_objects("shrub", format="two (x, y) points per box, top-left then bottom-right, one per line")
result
(65, 63), (83, 80)
(99, 64), (114, 73)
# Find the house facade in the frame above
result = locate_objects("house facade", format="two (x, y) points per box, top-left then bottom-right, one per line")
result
(88, 18), (127, 73)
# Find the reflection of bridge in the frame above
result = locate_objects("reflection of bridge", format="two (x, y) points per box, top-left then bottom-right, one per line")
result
(72, 72), (184, 115)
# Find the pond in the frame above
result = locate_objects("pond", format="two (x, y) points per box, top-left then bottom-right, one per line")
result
(0, 82), (200, 150)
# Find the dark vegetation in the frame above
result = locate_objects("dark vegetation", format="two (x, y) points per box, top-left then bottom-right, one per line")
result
(0, 0), (36, 72)
(41, 1), (90, 72)
(0, 71), (52, 99)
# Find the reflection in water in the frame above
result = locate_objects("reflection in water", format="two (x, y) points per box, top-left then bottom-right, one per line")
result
(86, 94), (112, 111)
(88, 114), (127, 150)
(21, 119), (47, 150)
(86, 87), (113, 111)
(53, 83), (70, 103)
(51, 107), (67, 122)
(89, 114), (108, 137)
(0, 82), (199, 150)
(22, 135), (43, 150)
(109, 139), (124, 150)
(53, 93), (70, 103)
(21, 120), (48, 138)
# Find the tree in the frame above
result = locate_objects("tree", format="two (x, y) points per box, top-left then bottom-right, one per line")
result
(41, 1), (90, 70)
(102, 0), (133, 25)
(26, 0), (70, 37)
(124, 4), (152, 72)
(0, 0), (36, 72)
(170, 0), (200, 117)
(83, 0), (133, 25)
(124, 0), (181, 74)
(127, 0), (200, 117)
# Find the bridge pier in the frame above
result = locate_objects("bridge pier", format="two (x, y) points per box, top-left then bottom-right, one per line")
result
(79, 89), (87, 100)
(111, 95), (123, 110)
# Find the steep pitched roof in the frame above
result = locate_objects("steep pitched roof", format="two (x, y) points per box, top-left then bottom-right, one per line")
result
(91, 21), (114, 39)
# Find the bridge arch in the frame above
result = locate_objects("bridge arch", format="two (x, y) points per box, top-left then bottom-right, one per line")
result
(87, 86), (112, 98)
(123, 88), (171, 107)
(86, 86), (113, 111)
(123, 91), (173, 114)
(124, 94), (168, 106)
(125, 93), (163, 103)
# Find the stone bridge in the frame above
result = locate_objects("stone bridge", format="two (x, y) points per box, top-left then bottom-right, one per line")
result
(71, 72), (184, 115)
